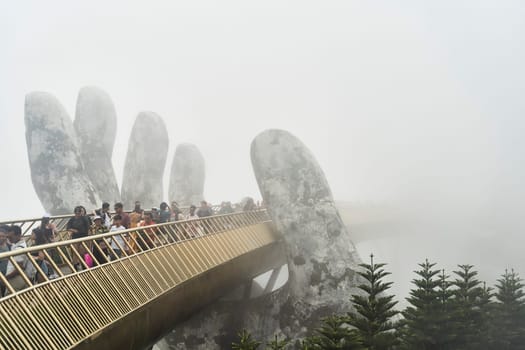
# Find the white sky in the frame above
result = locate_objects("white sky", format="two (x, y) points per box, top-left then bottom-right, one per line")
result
(1, 1), (524, 256)
(1, 0), (525, 307)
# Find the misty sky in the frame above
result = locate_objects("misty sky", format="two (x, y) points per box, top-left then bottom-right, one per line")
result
(1, 1), (525, 295)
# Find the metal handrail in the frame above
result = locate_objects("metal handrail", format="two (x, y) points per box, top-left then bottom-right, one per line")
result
(0, 209), (274, 350)
(0, 204), (227, 237)
(0, 209), (270, 299)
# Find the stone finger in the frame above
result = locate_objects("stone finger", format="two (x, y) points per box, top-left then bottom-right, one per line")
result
(25, 91), (101, 214)
(74, 86), (120, 204)
(121, 112), (169, 209)
(168, 143), (205, 206)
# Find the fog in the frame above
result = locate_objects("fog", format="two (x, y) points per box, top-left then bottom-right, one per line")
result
(1, 1), (525, 302)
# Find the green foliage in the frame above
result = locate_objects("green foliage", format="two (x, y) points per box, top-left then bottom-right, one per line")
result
(231, 258), (525, 350)
(266, 335), (290, 350)
(433, 269), (458, 348)
(399, 260), (448, 350)
(490, 269), (525, 349)
(305, 315), (362, 350)
(232, 329), (261, 350)
(495, 269), (524, 306)
(300, 338), (315, 350)
(478, 282), (496, 348)
(346, 254), (398, 350)
(449, 264), (487, 349)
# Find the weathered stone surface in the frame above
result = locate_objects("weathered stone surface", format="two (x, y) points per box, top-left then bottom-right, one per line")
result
(168, 143), (205, 206)
(74, 86), (120, 204)
(24, 91), (101, 214)
(121, 112), (168, 209)
(249, 129), (362, 334)
(168, 129), (362, 348)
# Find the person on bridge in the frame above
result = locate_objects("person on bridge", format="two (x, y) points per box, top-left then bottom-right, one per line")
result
(40, 214), (61, 274)
(243, 198), (256, 211)
(137, 212), (157, 250)
(27, 228), (50, 283)
(218, 201), (234, 215)
(150, 207), (160, 222)
(0, 226), (9, 296)
(95, 202), (112, 229)
(170, 201), (184, 221)
(129, 201), (143, 228)
(197, 201), (213, 218)
(114, 202), (131, 229)
(39, 214), (56, 242)
(109, 215), (127, 260)
(79, 206), (92, 226)
(67, 206), (91, 271)
(186, 205), (198, 220)
(4, 225), (27, 280)
(91, 216), (109, 266)
(67, 206), (91, 239)
(184, 205), (201, 237)
(158, 202), (171, 223)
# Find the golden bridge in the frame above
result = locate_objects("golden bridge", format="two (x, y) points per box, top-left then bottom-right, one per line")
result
(0, 209), (282, 350)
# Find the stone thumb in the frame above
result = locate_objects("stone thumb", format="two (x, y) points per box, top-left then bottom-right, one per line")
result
(250, 129), (361, 313)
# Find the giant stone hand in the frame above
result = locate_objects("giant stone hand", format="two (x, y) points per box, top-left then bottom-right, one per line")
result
(167, 129), (362, 349)
(24, 88), (362, 349)
(24, 87), (204, 214)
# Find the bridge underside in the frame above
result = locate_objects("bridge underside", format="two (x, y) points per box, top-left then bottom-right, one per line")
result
(74, 240), (284, 350)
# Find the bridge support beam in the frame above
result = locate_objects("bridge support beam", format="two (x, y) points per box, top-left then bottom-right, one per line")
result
(73, 240), (284, 350)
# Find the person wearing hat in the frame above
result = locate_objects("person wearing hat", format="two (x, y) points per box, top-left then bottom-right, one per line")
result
(92, 216), (108, 235)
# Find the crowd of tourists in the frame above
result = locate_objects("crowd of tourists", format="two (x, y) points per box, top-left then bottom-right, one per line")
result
(0, 198), (261, 296)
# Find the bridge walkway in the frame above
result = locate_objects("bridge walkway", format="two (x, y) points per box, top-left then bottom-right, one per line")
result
(0, 210), (279, 350)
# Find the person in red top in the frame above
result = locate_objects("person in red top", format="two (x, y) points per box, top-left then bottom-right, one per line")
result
(137, 212), (157, 250)
(114, 202), (131, 229)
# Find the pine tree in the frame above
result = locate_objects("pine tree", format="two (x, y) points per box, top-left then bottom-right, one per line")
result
(266, 335), (290, 350)
(450, 264), (485, 349)
(478, 281), (496, 348)
(346, 254), (399, 350)
(305, 315), (362, 350)
(232, 329), (261, 350)
(491, 269), (525, 350)
(399, 259), (444, 349)
(434, 269), (457, 348)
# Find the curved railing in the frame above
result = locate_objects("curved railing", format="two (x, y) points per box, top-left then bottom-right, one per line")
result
(0, 210), (275, 350)
(0, 209), (268, 297)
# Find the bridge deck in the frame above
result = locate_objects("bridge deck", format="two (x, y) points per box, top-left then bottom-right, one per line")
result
(0, 210), (278, 350)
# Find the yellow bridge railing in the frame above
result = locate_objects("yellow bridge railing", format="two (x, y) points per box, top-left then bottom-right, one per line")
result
(0, 204), (224, 239)
(0, 210), (276, 350)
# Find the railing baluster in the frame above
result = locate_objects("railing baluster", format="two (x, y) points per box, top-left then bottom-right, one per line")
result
(0, 209), (274, 350)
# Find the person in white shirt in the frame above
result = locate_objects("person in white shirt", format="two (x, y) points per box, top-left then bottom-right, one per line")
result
(185, 205), (201, 237)
(100, 202), (112, 229)
(5, 225), (27, 279)
(109, 215), (126, 260)
(186, 205), (199, 220)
